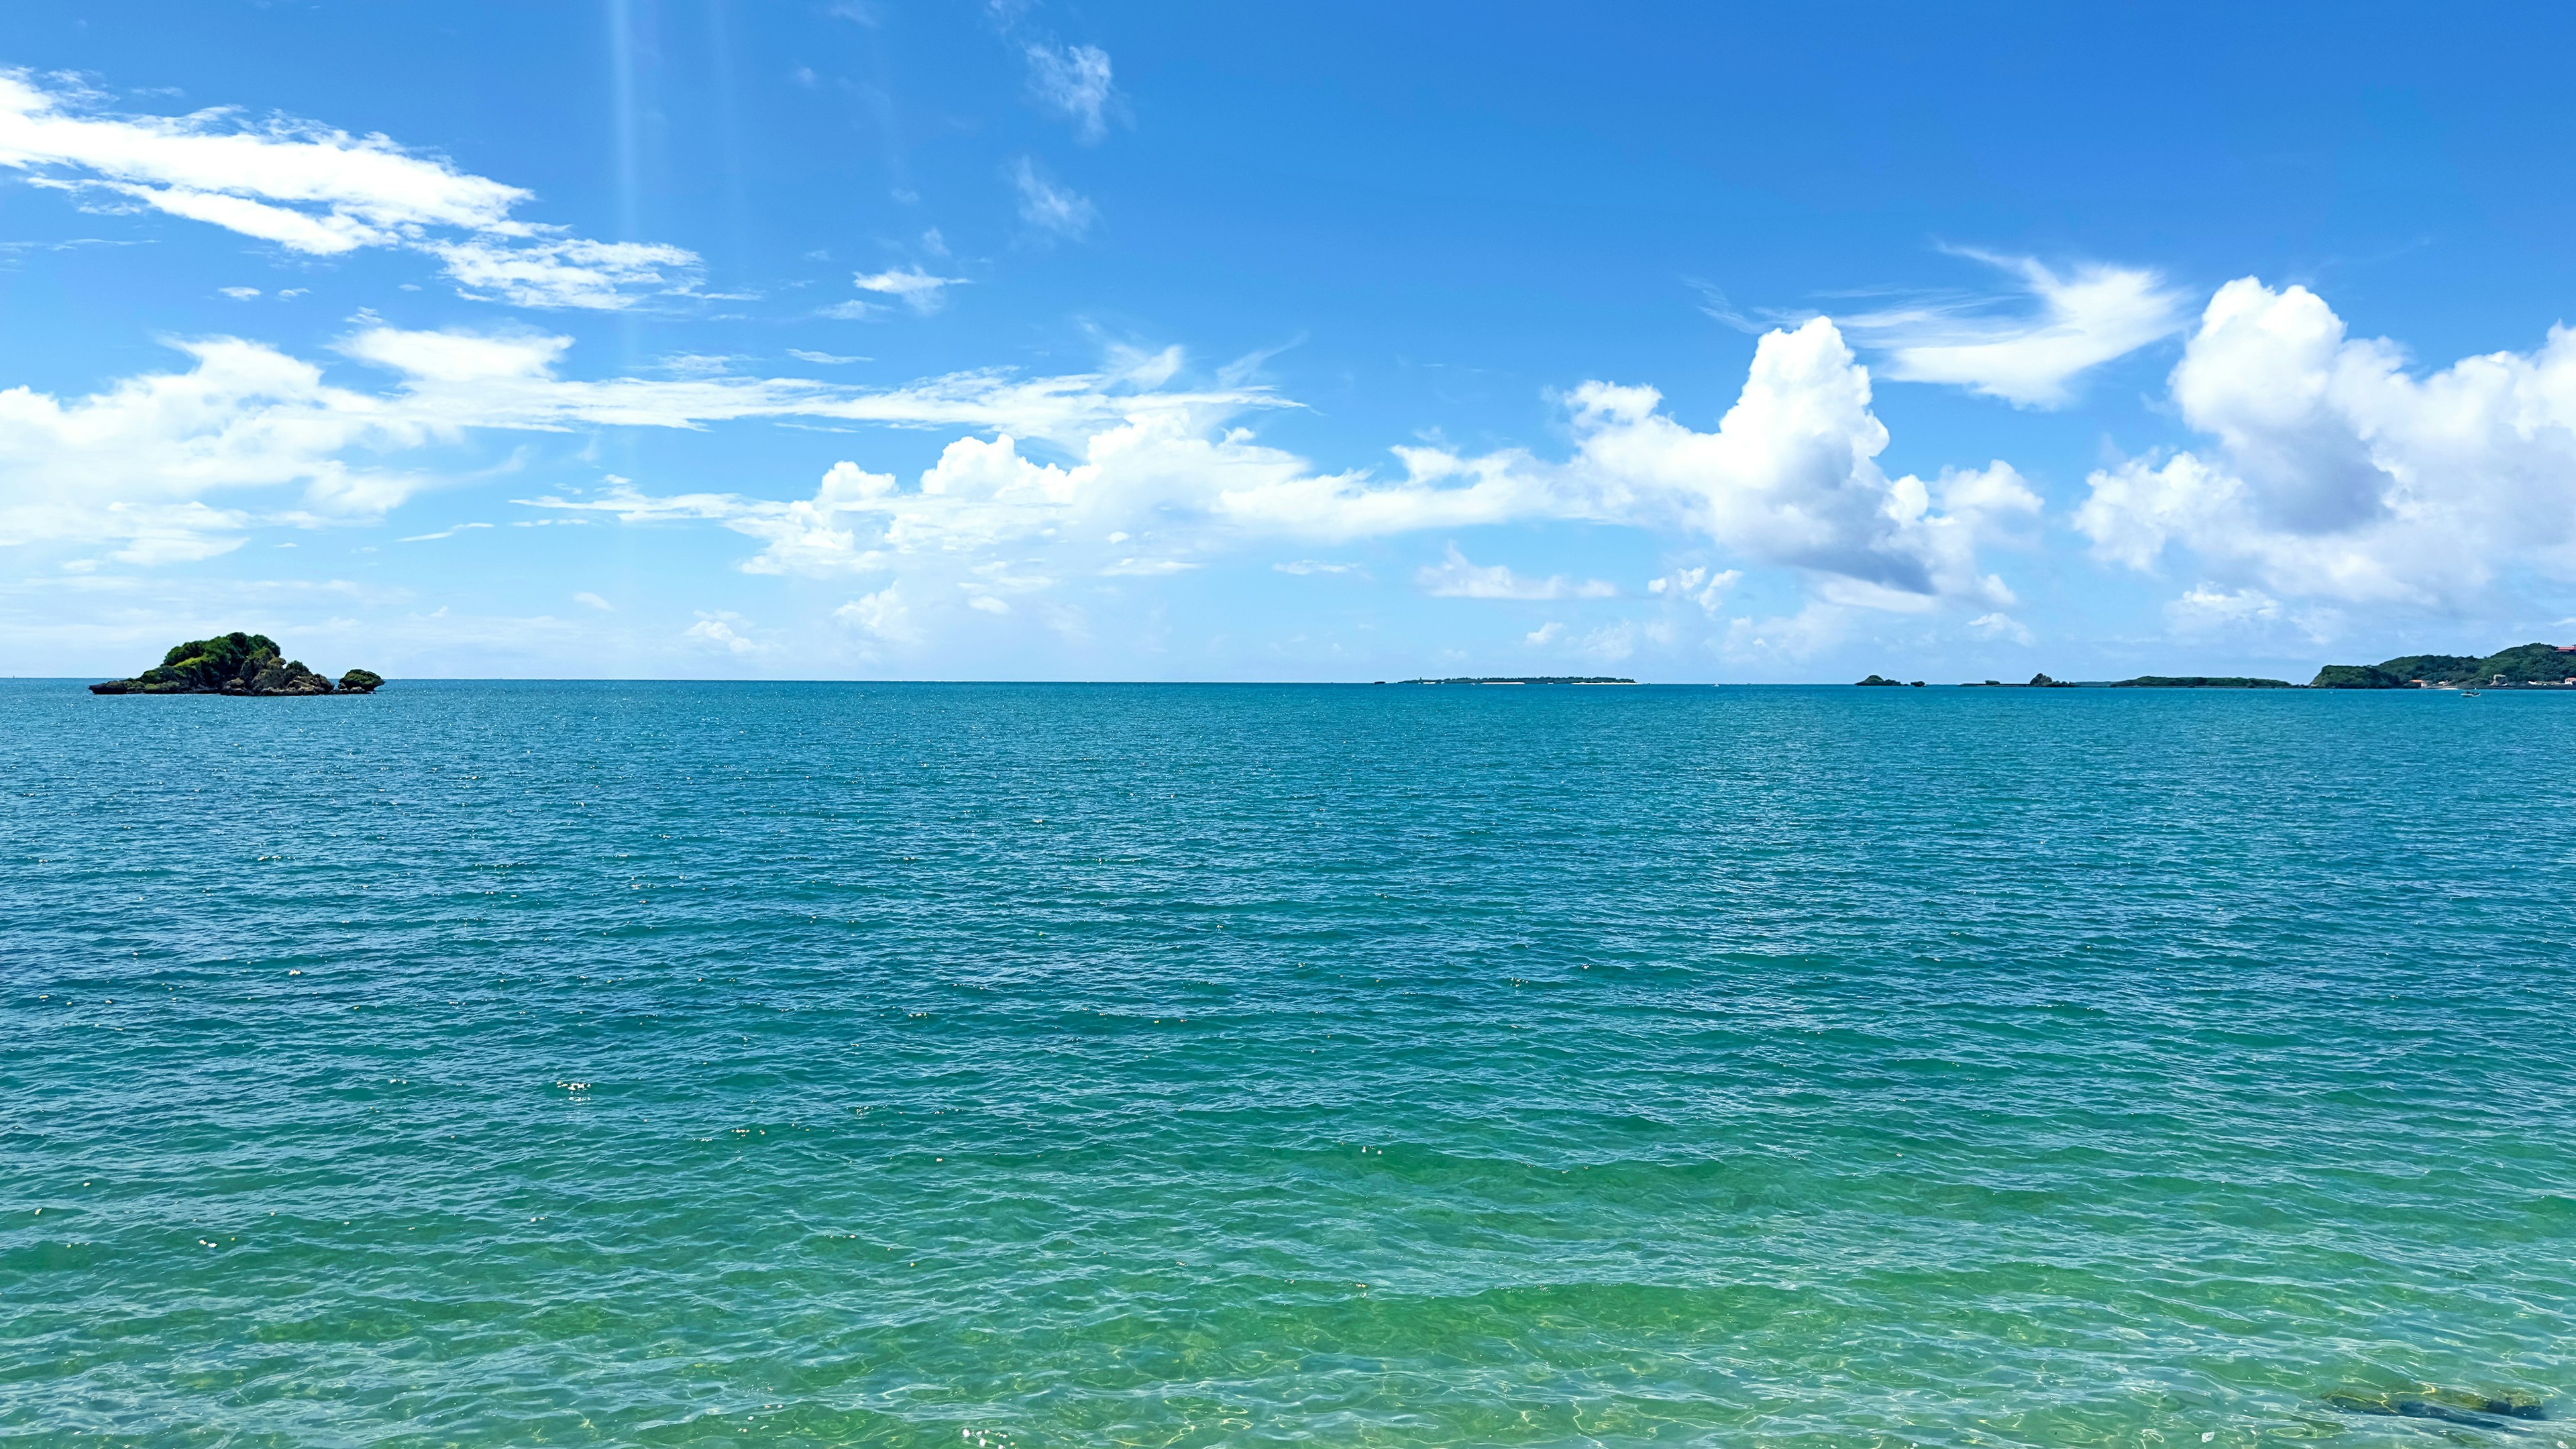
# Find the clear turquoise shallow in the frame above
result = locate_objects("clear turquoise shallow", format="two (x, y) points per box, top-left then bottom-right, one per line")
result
(5, 681), (2575, 1448)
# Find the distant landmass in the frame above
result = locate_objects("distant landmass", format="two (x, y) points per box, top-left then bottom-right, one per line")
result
(1888, 643), (2576, 690)
(89, 631), (382, 696)
(2105, 676), (2294, 688)
(1391, 676), (1637, 685)
(2309, 642), (2576, 688)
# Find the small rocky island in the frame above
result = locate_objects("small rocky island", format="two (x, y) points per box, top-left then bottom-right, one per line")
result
(89, 632), (382, 696)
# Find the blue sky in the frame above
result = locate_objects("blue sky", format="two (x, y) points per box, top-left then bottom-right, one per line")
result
(8, 1), (2576, 681)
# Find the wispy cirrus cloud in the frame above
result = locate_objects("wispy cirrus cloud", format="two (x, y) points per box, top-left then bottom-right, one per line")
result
(852, 265), (969, 315)
(0, 70), (700, 310)
(1010, 157), (1095, 240)
(1839, 252), (2187, 408)
(1024, 43), (1119, 142)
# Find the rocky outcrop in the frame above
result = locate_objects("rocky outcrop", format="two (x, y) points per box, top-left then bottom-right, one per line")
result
(89, 632), (380, 696)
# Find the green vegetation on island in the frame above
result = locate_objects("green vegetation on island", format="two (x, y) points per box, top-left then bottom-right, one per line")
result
(1391, 676), (1637, 685)
(1855, 675), (1925, 687)
(89, 632), (382, 696)
(2309, 642), (2576, 689)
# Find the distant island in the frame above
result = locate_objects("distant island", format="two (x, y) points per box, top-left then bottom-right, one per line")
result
(2309, 642), (2576, 688)
(1959, 674), (2291, 688)
(1389, 676), (1638, 685)
(1868, 643), (2576, 690)
(89, 632), (382, 696)
(2107, 676), (2294, 688)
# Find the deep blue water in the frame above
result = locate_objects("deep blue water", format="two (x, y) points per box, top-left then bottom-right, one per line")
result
(5, 682), (2574, 1446)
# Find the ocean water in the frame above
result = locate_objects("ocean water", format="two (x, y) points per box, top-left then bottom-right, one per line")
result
(5, 681), (2575, 1448)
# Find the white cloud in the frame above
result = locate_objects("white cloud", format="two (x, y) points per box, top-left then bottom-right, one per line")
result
(834, 583), (914, 643)
(509, 318), (2025, 633)
(1, 312), (2027, 652)
(1415, 543), (1615, 600)
(425, 237), (702, 312)
(398, 522), (492, 542)
(1274, 559), (1364, 576)
(217, 285), (259, 300)
(852, 266), (967, 315)
(1843, 254), (2187, 408)
(1526, 619), (1638, 661)
(2164, 584), (2280, 631)
(1648, 566), (1740, 612)
(1722, 602), (1851, 661)
(789, 350), (868, 365)
(682, 612), (761, 654)
(573, 590), (612, 611)
(1459, 317), (2033, 606)
(0, 70), (698, 311)
(0, 326), (1295, 564)
(1010, 158), (1095, 239)
(0, 335), (433, 562)
(2076, 276), (2576, 609)
(1968, 610), (2035, 645)
(1024, 44), (1118, 142)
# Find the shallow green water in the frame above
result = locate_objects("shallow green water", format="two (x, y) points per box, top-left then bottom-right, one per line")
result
(5, 682), (2574, 1446)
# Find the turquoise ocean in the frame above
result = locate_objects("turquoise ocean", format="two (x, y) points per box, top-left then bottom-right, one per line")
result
(6, 681), (2574, 1447)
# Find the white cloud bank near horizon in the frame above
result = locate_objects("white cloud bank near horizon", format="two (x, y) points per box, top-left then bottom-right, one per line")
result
(10, 261), (2576, 662)
(0, 299), (2041, 657)
(515, 315), (2040, 651)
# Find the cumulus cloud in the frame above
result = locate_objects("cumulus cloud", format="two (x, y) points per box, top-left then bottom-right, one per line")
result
(682, 612), (761, 654)
(834, 583), (915, 643)
(1024, 44), (1118, 142)
(2076, 276), (2576, 609)
(852, 266), (967, 315)
(1513, 318), (2033, 606)
(1415, 543), (1615, 600)
(1010, 158), (1095, 239)
(1843, 254), (2187, 408)
(0, 70), (699, 310)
